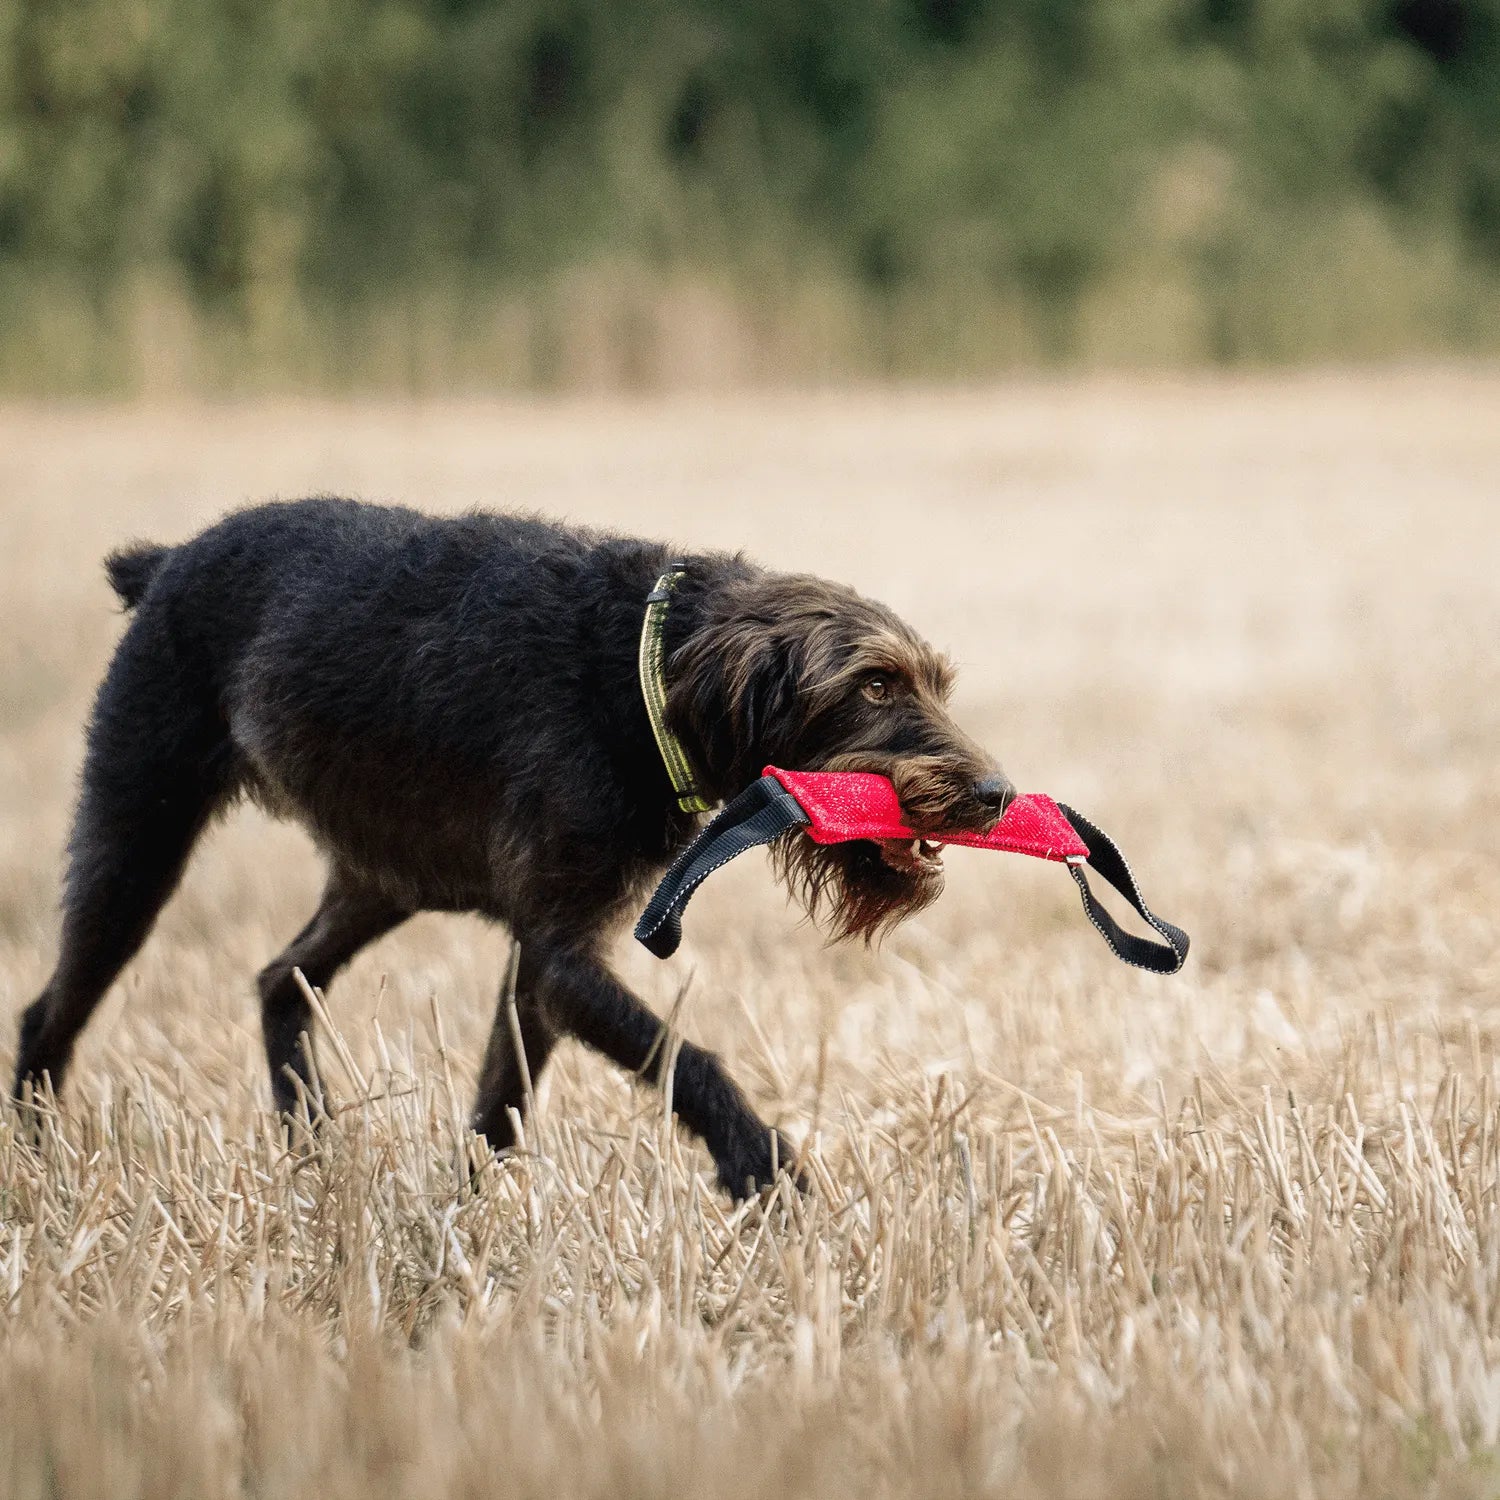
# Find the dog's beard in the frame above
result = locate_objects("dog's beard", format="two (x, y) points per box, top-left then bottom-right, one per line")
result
(771, 832), (944, 946)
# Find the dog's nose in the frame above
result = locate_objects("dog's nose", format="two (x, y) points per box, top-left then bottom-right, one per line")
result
(973, 775), (1015, 814)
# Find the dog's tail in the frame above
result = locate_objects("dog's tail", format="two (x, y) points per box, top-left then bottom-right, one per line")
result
(104, 543), (173, 610)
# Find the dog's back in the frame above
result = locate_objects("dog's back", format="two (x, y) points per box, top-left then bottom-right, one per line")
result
(92, 499), (675, 911)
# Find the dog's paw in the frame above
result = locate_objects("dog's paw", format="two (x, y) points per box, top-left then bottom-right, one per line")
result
(11, 1092), (50, 1150)
(716, 1127), (807, 1202)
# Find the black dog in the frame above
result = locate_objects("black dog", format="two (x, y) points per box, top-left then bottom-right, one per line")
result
(13, 499), (1012, 1197)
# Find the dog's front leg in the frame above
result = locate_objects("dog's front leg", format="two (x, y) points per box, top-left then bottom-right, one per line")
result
(471, 943), (560, 1149)
(530, 944), (796, 1200)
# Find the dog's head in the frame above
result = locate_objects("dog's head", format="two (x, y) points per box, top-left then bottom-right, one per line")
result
(670, 573), (1012, 943)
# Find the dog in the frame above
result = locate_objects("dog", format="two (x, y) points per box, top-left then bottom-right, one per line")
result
(12, 498), (1013, 1198)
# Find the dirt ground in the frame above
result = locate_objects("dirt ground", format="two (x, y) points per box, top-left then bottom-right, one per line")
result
(2, 370), (1499, 1498)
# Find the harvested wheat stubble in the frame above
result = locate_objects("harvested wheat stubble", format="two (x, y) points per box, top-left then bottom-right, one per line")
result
(3, 370), (1500, 1499)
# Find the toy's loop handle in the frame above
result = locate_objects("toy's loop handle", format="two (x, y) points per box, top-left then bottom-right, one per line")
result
(634, 776), (807, 958)
(1057, 804), (1189, 974)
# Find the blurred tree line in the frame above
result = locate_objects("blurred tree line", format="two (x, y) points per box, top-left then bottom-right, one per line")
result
(1, 0), (1498, 390)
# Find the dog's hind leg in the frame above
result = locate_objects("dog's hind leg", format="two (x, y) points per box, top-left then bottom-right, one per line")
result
(13, 625), (236, 1107)
(524, 944), (796, 1200)
(470, 944), (559, 1149)
(257, 869), (408, 1117)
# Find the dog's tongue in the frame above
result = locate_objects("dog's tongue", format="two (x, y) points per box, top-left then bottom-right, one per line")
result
(763, 766), (1088, 863)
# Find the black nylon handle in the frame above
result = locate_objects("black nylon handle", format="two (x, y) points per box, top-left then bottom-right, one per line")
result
(634, 776), (808, 958)
(1057, 804), (1189, 974)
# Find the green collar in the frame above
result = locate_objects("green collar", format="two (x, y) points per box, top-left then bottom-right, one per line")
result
(639, 563), (714, 814)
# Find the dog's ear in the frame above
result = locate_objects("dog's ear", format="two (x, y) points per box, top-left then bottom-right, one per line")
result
(669, 621), (800, 792)
(733, 632), (799, 763)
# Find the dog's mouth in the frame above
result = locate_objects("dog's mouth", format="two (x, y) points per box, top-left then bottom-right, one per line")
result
(876, 837), (946, 875)
(774, 825), (948, 947)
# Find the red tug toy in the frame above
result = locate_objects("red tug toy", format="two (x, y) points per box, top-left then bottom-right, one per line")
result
(636, 767), (1188, 973)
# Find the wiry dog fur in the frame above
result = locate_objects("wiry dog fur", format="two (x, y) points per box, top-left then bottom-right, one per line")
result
(12, 499), (1011, 1198)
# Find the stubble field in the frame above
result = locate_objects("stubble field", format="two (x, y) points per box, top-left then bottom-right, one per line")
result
(2, 371), (1499, 1498)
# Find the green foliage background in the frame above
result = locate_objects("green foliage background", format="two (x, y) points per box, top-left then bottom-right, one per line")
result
(2, 0), (1499, 389)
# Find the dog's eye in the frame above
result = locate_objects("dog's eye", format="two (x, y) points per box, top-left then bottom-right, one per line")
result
(861, 675), (893, 704)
